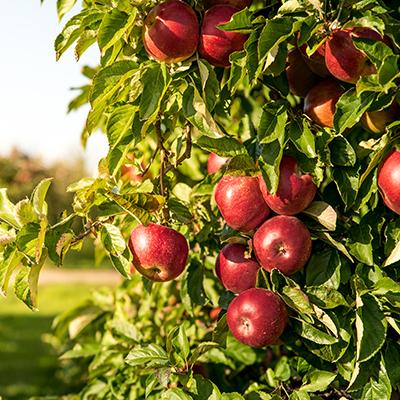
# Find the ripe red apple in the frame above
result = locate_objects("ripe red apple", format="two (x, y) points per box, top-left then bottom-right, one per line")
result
(253, 216), (312, 275)
(210, 307), (222, 320)
(227, 288), (287, 347)
(378, 149), (400, 215)
(128, 223), (189, 281)
(143, 0), (199, 63)
(299, 42), (330, 78)
(304, 79), (344, 128)
(216, 243), (259, 293)
(199, 5), (249, 67)
(207, 152), (229, 174)
(258, 155), (317, 215)
(325, 27), (384, 83)
(121, 164), (143, 183)
(215, 175), (270, 232)
(361, 102), (399, 134)
(206, 0), (251, 9)
(286, 48), (319, 97)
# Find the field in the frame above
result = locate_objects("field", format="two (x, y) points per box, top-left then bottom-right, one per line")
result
(0, 278), (114, 399)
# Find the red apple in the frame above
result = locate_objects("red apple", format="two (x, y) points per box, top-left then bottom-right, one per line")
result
(143, 0), (199, 63)
(258, 155), (317, 215)
(227, 288), (287, 347)
(215, 175), (270, 232)
(361, 102), (399, 134)
(207, 152), (229, 174)
(325, 27), (384, 83)
(286, 48), (320, 97)
(299, 41), (330, 78)
(378, 149), (400, 215)
(210, 307), (222, 320)
(121, 164), (143, 183)
(253, 216), (312, 275)
(128, 223), (189, 281)
(304, 79), (344, 128)
(206, 0), (251, 9)
(216, 243), (259, 293)
(199, 5), (249, 67)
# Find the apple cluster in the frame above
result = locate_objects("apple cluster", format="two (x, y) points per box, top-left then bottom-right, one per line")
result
(142, 0), (250, 67)
(287, 28), (399, 133)
(212, 155), (317, 347)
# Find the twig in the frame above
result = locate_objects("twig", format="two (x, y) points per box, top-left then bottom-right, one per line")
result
(140, 146), (159, 178)
(71, 220), (101, 246)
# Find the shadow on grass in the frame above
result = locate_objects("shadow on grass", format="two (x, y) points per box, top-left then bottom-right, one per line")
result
(0, 314), (72, 399)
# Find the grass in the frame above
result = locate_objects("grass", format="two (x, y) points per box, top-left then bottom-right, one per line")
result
(0, 283), (104, 399)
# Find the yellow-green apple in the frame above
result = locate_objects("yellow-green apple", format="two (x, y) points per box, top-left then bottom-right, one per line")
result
(253, 215), (312, 275)
(207, 152), (229, 174)
(199, 5), (249, 67)
(143, 0), (199, 63)
(325, 27), (384, 83)
(128, 223), (189, 281)
(216, 243), (259, 293)
(227, 288), (287, 347)
(258, 155), (317, 215)
(378, 149), (400, 215)
(304, 79), (344, 128)
(215, 175), (270, 232)
(286, 48), (319, 97)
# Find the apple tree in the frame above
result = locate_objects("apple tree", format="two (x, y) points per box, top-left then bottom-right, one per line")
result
(2, 0), (400, 398)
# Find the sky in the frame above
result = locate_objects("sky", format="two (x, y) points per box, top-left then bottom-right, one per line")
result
(0, 1), (108, 174)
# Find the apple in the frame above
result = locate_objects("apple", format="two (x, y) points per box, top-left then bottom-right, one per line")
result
(227, 288), (287, 347)
(258, 155), (317, 215)
(378, 149), (400, 215)
(215, 175), (270, 232)
(216, 243), (259, 293)
(207, 152), (229, 174)
(128, 223), (189, 281)
(253, 215), (312, 275)
(210, 307), (222, 320)
(325, 27), (384, 83)
(299, 41), (330, 78)
(361, 102), (399, 134)
(143, 0), (199, 63)
(121, 164), (142, 183)
(304, 79), (344, 128)
(206, 0), (251, 9)
(286, 48), (319, 97)
(199, 5), (249, 67)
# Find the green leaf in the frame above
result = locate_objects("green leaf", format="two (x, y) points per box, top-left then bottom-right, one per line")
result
(348, 223), (374, 266)
(302, 201), (337, 231)
(356, 294), (387, 363)
(198, 59), (219, 112)
(258, 104), (288, 144)
(180, 258), (206, 314)
(106, 104), (137, 148)
(306, 286), (349, 309)
(98, 9), (137, 54)
(139, 64), (171, 120)
(289, 120), (316, 159)
(57, 0), (77, 21)
(125, 344), (170, 368)
(0, 189), (21, 228)
(306, 249), (342, 289)
(100, 223), (126, 256)
(16, 223), (40, 260)
(333, 167), (359, 208)
(292, 319), (338, 345)
(196, 136), (247, 157)
(161, 388), (193, 400)
(31, 178), (53, 218)
(333, 90), (375, 133)
(329, 135), (356, 167)
(218, 8), (253, 32)
(0, 247), (22, 296)
(361, 357), (391, 400)
(300, 370), (336, 393)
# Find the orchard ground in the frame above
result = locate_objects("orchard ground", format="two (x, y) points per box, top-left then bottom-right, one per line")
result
(0, 268), (120, 399)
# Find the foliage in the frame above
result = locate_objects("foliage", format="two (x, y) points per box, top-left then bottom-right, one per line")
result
(2, 0), (400, 398)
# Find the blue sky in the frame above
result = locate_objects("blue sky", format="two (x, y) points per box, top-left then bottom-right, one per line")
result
(0, 1), (108, 173)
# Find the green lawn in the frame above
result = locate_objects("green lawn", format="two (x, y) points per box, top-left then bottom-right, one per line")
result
(0, 283), (102, 399)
